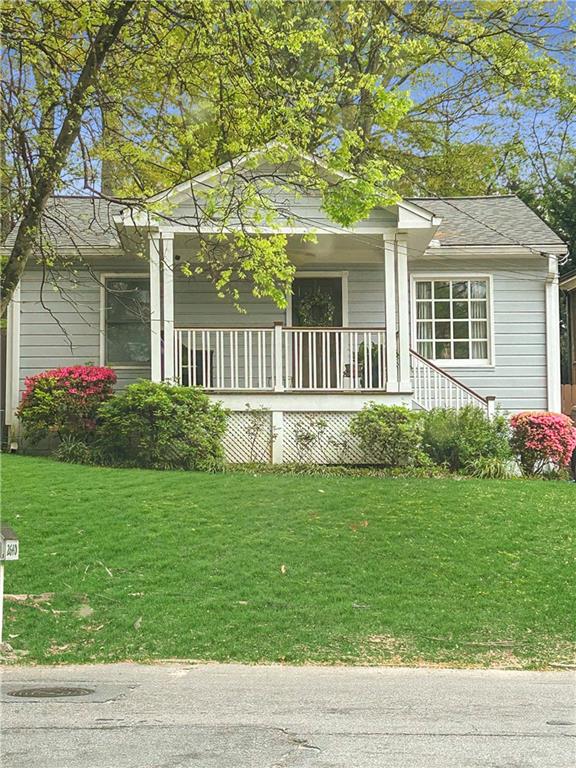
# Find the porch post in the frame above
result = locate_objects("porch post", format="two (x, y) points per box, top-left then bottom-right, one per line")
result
(5, 281), (21, 427)
(545, 255), (561, 412)
(383, 233), (399, 392)
(273, 321), (284, 392)
(149, 231), (162, 382)
(161, 231), (175, 382)
(396, 234), (411, 391)
(271, 411), (284, 463)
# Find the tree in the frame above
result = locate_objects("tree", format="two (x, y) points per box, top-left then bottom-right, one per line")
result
(2, 0), (574, 316)
(1, 0), (137, 314)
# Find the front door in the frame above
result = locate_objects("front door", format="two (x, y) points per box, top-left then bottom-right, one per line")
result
(290, 277), (343, 388)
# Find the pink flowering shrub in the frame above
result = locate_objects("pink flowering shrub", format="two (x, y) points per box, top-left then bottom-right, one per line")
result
(510, 411), (576, 476)
(18, 365), (117, 444)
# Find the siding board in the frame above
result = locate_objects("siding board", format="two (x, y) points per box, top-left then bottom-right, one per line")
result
(409, 256), (549, 411)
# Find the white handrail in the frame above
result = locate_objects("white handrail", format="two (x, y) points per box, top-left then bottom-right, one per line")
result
(410, 349), (491, 415)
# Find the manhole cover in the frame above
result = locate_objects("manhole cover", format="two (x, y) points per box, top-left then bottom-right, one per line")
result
(7, 686), (95, 698)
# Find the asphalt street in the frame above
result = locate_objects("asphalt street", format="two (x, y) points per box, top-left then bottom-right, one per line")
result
(1, 663), (574, 767)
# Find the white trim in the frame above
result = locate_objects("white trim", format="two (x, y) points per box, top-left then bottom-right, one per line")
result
(545, 256), (561, 412)
(149, 233), (162, 382)
(422, 244), (568, 259)
(271, 410), (284, 463)
(161, 232), (175, 382)
(384, 237), (398, 391)
(410, 273), (495, 368)
(205, 391), (412, 412)
(99, 272), (151, 369)
(396, 235), (411, 390)
(286, 271), (349, 327)
(114, 219), (397, 236)
(4, 282), (21, 425)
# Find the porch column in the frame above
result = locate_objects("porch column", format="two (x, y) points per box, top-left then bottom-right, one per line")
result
(162, 231), (175, 382)
(149, 231), (162, 382)
(383, 233), (399, 392)
(396, 234), (411, 391)
(545, 255), (561, 412)
(5, 281), (21, 427)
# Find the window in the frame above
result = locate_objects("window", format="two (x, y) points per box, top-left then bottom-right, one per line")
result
(414, 278), (491, 363)
(104, 277), (151, 365)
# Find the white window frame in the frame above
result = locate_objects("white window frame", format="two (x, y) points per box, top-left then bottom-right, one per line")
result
(286, 271), (349, 327)
(410, 273), (495, 368)
(99, 273), (151, 368)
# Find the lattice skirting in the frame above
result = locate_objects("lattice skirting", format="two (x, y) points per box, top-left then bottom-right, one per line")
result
(222, 409), (274, 463)
(223, 410), (368, 465)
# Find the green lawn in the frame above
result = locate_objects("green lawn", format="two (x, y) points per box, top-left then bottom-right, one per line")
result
(1, 455), (575, 668)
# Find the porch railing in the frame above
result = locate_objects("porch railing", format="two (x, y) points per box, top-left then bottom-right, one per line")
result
(410, 349), (493, 416)
(173, 327), (494, 415)
(174, 326), (387, 391)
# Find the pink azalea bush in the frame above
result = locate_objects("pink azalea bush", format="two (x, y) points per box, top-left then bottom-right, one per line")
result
(18, 365), (117, 444)
(510, 411), (576, 476)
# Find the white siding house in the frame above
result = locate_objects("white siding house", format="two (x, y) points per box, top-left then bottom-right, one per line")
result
(3, 159), (567, 462)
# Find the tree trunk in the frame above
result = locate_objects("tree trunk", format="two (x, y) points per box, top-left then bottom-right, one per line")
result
(0, 0), (135, 317)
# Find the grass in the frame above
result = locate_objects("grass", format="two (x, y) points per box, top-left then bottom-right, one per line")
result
(1, 455), (575, 669)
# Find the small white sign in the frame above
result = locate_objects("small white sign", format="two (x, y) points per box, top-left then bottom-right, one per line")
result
(0, 527), (19, 561)
(1, 540), (19, 561)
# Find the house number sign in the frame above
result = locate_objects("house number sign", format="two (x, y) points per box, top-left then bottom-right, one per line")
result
(0, 525), (19, 645)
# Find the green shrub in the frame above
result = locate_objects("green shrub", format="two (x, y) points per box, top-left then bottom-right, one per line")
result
(95, 381), (228, 471)
(421, 406), (511, 473)
(349, 404), (425, 467)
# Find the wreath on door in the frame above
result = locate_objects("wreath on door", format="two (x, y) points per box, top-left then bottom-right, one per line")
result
(295, 286), (337, 326)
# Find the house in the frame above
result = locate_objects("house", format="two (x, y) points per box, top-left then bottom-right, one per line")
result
(3, 155), (568, 462)
(560, 269), (576, 415)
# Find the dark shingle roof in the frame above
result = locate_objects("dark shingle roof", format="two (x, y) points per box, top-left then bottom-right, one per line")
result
(407, 195), (565, 247)
(3, 193), (566, 252)
(3, 196), (124, 250)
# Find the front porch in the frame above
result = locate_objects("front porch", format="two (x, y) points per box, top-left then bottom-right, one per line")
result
(112, 202), (496, 461)
(169, 324), (493, 463)
(172, 324), (492, 411)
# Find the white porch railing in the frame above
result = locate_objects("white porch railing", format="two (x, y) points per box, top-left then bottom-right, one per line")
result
(282, 327), (387, 391)
(173, 328), (494, 415)
(410, 349), (494, 417)
(174, 328), (275, 389)
(174, 326), (388, 391)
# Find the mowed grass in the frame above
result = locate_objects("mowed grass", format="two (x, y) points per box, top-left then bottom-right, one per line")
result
(1, 455), (575, 668)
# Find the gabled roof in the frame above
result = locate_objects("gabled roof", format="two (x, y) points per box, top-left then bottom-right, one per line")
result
(407, 195), (565, 247)
(2, 191), (566, 253)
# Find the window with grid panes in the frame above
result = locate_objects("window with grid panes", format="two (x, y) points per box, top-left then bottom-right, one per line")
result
(105, 277), (151, 365)
(414, 278), (489, 362)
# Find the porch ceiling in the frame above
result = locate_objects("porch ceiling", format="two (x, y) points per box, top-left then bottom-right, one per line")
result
(168, 231), (433, 265)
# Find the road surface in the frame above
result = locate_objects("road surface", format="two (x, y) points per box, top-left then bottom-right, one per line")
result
(1, 663), (575, 767)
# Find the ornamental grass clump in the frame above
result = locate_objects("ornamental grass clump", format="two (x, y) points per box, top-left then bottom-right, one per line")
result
(510, 411), (576, 476)
(17, 365), (117, 444)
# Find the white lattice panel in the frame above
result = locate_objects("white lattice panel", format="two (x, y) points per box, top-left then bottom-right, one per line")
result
(222, 410), (273, 463)
(283, 412), (366, 464)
